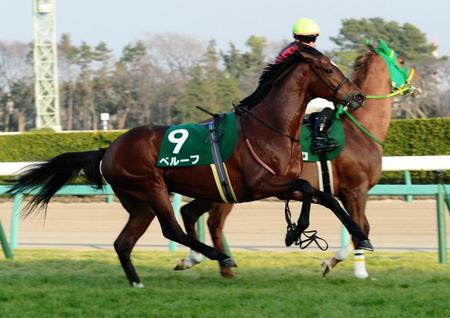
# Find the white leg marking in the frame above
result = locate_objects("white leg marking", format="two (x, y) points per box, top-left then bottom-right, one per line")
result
(321, 259), (332, 277)
(132, 282), (145, 288)
(354, 249), (369, 279)
(175, 250), (203, 270)
(335, 244), (352, 261)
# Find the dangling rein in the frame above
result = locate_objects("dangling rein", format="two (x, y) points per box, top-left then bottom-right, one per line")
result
(338, 107), (385, 147)
(339, 67), (417, 147)
(234, 103), (300, 175)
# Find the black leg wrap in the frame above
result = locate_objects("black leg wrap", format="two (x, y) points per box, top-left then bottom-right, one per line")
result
(286, 227), (328, 250)
(357, 240), (374, 252)
(285, 230), (296, 247)
(219, 258), (237, 268)
(285, 225), (303, 247)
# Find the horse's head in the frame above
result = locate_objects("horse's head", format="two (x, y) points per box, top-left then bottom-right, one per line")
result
(366, 39), (422, 97)
(297, 43), (365, 110)
(395, 53), (422, 97)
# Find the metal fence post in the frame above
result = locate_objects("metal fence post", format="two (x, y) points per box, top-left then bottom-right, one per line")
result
(106, 195), (113, 203)
(197, 214), (206, 243)
(340, 224), (350, 248)
(169, 193), (182, 252)
(221, 233), (232, 256)
(404, 170), (413, 203)
(436, 185), (447, 264)
(0, 220), (13, 259)
(10, 194), (24, 249)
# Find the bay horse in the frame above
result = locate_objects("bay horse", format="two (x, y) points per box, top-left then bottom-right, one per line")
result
(7, 43), (368, 287)
(176, 44), (419, 278)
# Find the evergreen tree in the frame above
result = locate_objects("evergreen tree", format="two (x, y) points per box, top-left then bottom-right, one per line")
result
(176, 40), (239, 123)
(330, 17), (437, 64)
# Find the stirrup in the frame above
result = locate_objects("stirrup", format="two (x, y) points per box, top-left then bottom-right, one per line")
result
(311, 142), (338, 154)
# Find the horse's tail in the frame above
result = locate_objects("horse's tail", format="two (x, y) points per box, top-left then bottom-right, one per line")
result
(6, 149), (107, 215)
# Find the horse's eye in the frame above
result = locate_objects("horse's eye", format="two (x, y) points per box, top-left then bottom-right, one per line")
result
(325, 68), (333, 74)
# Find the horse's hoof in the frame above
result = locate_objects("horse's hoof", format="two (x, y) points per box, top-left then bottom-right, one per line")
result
(174, 258), (194, 270)
(220, 267), (235, 278)
(354, 271), (369, 279)
(219, 258), (237, 268)
(321, 260), (331, 277)
(358, 240), (374, 252)
(285, 231), (297, 247)
(132, 282), (145, 288)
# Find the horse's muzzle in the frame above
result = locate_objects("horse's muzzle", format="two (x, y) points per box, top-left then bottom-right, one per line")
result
(347, 93), (365, 110)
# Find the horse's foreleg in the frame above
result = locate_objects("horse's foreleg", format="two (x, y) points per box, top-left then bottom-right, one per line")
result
(174, 199), (214, 270)
(285, 179), (314, 246)
(114, 196), (155, 288)
(207, 203), (235, 277)
(313, 188), (373, 252)
(341, 189), (371, 278)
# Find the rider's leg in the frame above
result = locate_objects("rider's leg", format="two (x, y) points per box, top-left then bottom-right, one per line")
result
(311, 107), (338, 153)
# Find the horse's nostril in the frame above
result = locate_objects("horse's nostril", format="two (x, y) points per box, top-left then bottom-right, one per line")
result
(354, 93), (365, 104)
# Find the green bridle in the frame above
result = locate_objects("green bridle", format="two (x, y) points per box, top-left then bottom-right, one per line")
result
(365, 38), (416, 100)
(336, 39), (418, 146)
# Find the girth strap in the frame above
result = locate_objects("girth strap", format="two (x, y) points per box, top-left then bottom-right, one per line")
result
(207, 121), (238, 203)
(318, 152), (332, 195)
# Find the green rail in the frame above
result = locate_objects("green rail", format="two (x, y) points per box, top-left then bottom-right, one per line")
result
(1, 184), (448, 263)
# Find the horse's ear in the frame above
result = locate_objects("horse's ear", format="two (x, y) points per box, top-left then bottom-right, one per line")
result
(364, 38), (376, 52)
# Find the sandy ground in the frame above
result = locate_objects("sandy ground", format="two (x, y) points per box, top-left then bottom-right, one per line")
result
(0, 198), (448, 253)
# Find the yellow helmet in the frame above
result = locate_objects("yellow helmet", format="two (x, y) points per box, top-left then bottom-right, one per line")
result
(292, 18), (320, 36)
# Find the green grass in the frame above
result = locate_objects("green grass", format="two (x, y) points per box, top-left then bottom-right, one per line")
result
(0, 250), (449, 318)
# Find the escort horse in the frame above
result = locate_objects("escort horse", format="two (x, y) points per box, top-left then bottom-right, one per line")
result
(175, 39), (419, 278)
(7, 43), (369, 287)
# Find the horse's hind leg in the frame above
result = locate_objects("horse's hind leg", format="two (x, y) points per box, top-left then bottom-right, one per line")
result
(175, 199), (214, 270)
(151, 191), (235, 268)
(342, 190), (371, 278)
(322, 190), (371, 278)
(176, 200), (236, 278)
(207, 203), (235, 278)
(114, 195), (155, 288)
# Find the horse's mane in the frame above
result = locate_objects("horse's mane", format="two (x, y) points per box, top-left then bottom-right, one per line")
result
(351, 51), (374, 86)
(237, 43), (322, 109)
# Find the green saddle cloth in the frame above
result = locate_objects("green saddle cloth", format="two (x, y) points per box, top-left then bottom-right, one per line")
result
(157, 113), (237, 168)
(301, 117), (345, 162)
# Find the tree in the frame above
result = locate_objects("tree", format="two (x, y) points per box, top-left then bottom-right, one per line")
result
(143, 33), (205, 125)
(92, 42), (117, 128)
(176, 40), (239, 123)
(222, 43), (247, 80)
(113, 41), (154, 128)
(330, 18), (436, 63)
(329, 18), (448, 118)
(73, 42), (98, 129)
(0, 41), (33, 131)
(58, 34), (79, 130)
(222, 36), (271, 99)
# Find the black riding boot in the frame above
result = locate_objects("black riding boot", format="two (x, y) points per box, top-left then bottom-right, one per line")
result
(311, 111), (338, 154)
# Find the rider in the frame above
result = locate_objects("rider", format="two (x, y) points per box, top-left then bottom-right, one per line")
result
(276, 18), (338, 153)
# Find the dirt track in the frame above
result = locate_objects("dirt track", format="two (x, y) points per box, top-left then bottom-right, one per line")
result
(0, 199), (448, 252)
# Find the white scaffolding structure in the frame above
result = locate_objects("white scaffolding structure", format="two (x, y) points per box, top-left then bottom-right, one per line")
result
(32, 0), (61, 131)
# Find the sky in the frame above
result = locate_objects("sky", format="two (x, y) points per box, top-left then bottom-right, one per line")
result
(0, 0), (448, 57)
